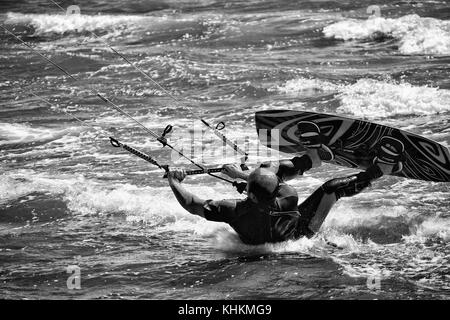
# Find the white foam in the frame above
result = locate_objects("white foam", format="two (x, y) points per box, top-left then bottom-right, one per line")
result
(0, 171), (70, 205)
(2, 169), (448, 247)
(277, 78), (341, 95)
(406, 217), (450, 242)
(277, 77), (450, 118)
(323, 14), (450, 55)
(337, 79), (450, 118)
(5, 12), (147, 36)
(0, 122), (80, 148)
(320, 203), (416, 241)
(0, 170), (232, 218)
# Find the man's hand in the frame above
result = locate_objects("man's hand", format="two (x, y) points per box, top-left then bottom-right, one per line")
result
(222, 163), (243, 179)
(167, 168), (187, 183)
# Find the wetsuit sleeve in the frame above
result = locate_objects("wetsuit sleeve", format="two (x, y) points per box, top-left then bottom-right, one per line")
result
(203, 199), (238, 223)
(272, 155), (312, 181)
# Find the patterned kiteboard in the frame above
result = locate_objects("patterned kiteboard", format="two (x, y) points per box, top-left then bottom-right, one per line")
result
(255, 110), (450, 182)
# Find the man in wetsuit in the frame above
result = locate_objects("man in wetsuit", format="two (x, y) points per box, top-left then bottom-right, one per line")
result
(167, 122), (405, 245)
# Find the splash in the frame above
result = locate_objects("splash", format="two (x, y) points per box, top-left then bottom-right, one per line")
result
(0, 171), (245, 231)
(318, 206), (449, 290)
(0, 171), (69, 205)
(2, 168), (447, 245)
(323, 14), (450, 55)
(406, 217), (450, 242)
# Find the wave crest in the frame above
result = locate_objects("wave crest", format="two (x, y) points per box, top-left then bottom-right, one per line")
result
(323, 14), (450, 55)
(337, 78), (450, 118)
(277, 77), (450, 118)
(5, 12), (146, 35)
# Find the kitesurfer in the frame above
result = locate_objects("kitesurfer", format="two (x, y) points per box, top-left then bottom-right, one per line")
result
(167, 122), (405, 245)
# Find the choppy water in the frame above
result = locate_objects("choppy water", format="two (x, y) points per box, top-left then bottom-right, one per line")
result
(0, 0), (449, 299)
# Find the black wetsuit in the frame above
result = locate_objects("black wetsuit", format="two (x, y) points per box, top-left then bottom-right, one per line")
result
(204, 183), (301, 245)
(203, 156), (382, 245)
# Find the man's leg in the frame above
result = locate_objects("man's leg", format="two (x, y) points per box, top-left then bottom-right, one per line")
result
(296, 165), (383, 236)
(294, 123), (406, 236)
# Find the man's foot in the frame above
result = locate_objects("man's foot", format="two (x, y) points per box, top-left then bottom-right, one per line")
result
(373, 136), (405, 175)
(297, 121), (334, 161)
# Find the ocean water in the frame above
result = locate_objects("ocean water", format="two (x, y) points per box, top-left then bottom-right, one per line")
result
(0, 0), (449, 299)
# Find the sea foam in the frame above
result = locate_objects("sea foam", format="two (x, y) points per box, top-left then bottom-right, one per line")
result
(5, 12), (146, 35)
(278, 78), (450, 118)
(0, 122), (79, 149)
(323, 14), (450, 55)
(337, 78), (450, 118)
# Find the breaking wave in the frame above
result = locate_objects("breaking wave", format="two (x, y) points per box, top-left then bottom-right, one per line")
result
(337, 78), (450, 118)
(4, 12), (147, 36)
(278, 77), (450, 118)
(0, 122), (80, 149)
(323, 14), (450, 55)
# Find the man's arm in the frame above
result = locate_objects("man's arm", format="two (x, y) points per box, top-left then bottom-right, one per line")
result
(167, 170), (206, 218)
(167, 169), (239, 224)
(222, 164), (250, 181)
(261, 149), (321, 182)
(222, 150), (322, 182)
(221, 149), (322, 182)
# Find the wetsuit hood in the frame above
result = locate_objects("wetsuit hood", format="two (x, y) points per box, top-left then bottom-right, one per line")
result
(247, 168), (279, 205)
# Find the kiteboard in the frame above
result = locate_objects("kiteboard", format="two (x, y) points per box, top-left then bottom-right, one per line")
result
(255, 110), (450, 182)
